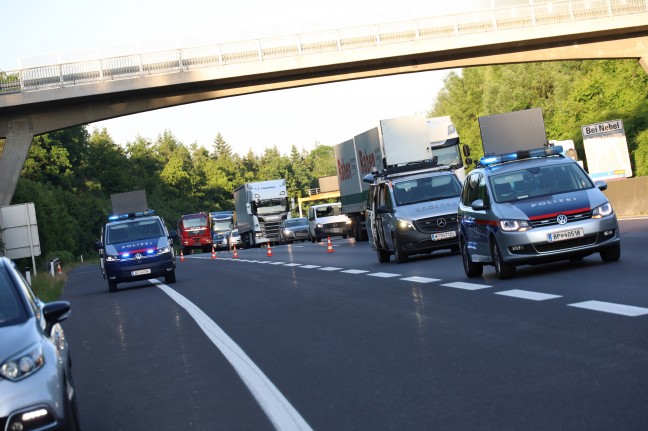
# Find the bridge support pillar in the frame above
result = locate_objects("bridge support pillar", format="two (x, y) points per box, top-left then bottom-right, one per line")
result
(0, 128), (34, 206)
(640, 57), (648, 75)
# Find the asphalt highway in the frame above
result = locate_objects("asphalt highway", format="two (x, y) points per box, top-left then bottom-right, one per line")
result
(62, 218), (648, 430)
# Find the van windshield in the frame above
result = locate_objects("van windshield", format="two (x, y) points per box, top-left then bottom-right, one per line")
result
(315, 206), (342, 217)
(393, 174), (462, 206)
(107, 219), (164, 244)
(490, 163), (594, 203)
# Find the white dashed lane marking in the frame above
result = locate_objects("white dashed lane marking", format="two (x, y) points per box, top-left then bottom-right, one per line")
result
(205, 258), (648, 317)
(367, 272), (402, 278)
(441, 282), (492, 290)
(495, 290), (562, 301)
(401, 276), (441, 284)
(568, 300), (648, 317)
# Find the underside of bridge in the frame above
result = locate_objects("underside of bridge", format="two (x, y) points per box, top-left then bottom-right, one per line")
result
(1, 22), (647, 206)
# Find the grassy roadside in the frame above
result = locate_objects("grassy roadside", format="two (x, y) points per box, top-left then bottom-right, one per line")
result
(28, 259), (98, 301)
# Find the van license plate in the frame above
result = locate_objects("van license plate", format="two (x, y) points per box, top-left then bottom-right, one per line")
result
(432, 231), (456, 241)
(547, 227), (584, 242)
(131, 268), (151, 276)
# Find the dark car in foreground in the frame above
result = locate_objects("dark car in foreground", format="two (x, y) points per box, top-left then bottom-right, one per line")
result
(0, 256), (80, 430)
(280, 217), (311, 244)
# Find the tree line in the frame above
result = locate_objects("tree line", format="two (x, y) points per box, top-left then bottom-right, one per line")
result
(2, 58), (647, 267)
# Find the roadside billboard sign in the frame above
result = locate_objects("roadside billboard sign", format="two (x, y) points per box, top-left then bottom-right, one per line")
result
(581, 119), (632, 181)
(0, 203), (41, 270)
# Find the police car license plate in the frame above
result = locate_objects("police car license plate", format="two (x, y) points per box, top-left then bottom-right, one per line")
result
(547, 227), (584, 242)
(131, 268), (151, 276)
(432, 231), (456, 241)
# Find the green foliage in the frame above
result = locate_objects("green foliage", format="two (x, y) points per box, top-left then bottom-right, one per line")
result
(431, 60), (648, 173)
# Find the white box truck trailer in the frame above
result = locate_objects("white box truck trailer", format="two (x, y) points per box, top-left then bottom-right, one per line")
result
(334, 114), (464, 241)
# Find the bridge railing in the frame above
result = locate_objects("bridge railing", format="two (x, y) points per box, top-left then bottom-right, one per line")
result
(1, 0), (646, 95)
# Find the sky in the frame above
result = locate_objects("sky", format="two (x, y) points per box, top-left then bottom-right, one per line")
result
(2, 0), (490, 156)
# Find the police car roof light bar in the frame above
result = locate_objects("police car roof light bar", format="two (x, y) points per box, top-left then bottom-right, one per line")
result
(108, 209), (155, 221)
(479, 145), (563, 167)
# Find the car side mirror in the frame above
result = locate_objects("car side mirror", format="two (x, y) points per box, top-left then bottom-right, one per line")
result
(95, 241), (104, 250)
(168, 229), (178, 239)
(595, 180), (608, 191)
(43, 301), (71, 337)
(471, 199), (489, 211)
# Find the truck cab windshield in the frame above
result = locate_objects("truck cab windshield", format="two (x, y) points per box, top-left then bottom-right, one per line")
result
(254, 198), (289, 215)
(432, 145), (462, 168)
(182, 215), (208, 228)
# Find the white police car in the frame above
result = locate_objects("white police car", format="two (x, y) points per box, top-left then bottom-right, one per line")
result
(95, 210), (177, 292)
(458, 146), (621, 279)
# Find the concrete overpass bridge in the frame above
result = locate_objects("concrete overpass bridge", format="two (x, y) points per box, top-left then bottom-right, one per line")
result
(1, 0), (648, 205)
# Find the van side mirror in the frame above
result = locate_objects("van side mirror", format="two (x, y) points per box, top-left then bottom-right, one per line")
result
(471, 199), (488, 211)
(377, 205), (390, 214)
(595, 180), (608, 191)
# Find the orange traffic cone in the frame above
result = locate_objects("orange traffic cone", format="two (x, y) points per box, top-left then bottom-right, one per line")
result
(180, 249), (185, 262)
(326, 236), (335, 253)
(57, 261), (62, 274)
(211, 245), (217, 259)
(267, 244), (273, 257)
(232, 245), (239, 259)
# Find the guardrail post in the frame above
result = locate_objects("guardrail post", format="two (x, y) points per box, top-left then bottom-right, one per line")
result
(24, 267), (31, 285)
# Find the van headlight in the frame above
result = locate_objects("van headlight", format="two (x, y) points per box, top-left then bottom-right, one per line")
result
(592, 202), (613, 218)
(499, 220), (532, 232)
(105, 255), (120, 262)
(0, 343), (45, 381)
(157, 246), (171, 254)
(397, 219), (415, 231)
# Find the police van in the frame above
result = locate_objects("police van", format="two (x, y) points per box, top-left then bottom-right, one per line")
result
(95, 210), (178, 292)
(458, 145), (621, 279)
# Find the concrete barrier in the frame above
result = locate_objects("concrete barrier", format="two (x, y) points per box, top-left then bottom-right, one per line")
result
(603, 176), (648, 217)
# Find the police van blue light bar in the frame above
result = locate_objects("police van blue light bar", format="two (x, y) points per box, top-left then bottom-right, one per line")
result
(479, 146), (563, 166)
(108, 209), (155, 221)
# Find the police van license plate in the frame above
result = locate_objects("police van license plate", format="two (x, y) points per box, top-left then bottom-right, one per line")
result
(131, 268), (151, 276)
(432, 231), (456, 241)
(547, 227), (584, 242)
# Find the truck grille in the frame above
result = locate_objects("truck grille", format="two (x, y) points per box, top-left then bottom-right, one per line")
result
(262, 220), (283, 240)
(415, 215), (458, 234)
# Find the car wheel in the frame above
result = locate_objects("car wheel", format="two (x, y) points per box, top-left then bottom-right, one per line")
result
(377, 246), (390, 263)
(600, 244), (621, 263)
(393, 234), (408, 264)
(165, 271), (176, 284)
(342, 234), (348, 239)
(108, 280), (118, 293)
(461, 238), (483, 278)
(492, 240), (515, 279)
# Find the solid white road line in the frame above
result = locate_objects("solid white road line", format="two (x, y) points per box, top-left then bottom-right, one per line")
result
(568, 300), (648, 317)
(441, 282), (492, 290)
(152, 280), (313, 431)
(495, 289), (562, 301)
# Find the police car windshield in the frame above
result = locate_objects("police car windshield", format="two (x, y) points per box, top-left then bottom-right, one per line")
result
(107, 219), (164, 244)
(393, 174), (462, 206)
(490, 163), (594, 203)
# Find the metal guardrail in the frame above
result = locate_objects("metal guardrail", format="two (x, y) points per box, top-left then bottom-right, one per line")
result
(0, 0), (646, 95)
